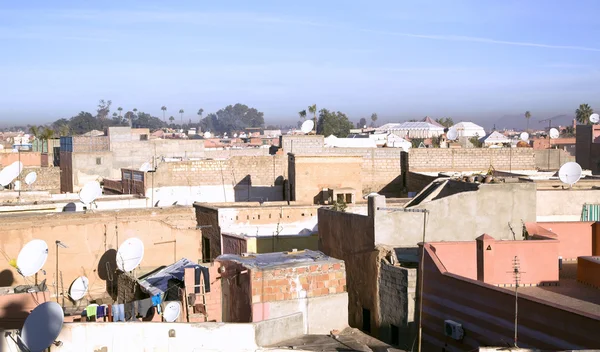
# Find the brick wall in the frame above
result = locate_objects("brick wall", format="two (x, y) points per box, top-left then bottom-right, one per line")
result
(154, 155), (286, 187)
(250, 261), (346, 304)
(406, 148), (535, 171)
(378, 261), (417, 348)
(204, 148), (270, 159)
(184, 264), (222, 322)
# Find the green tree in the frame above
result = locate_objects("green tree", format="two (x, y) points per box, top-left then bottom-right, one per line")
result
(411, 138), (425, 148)
(132, 112), (165, 130)
(169, 116), (175, 125)
(525, 111), (531, 131)
(112, 112), (118, 118)
(357, 117), (367, 128)
(179, 109), (184, 125)
(69, 111), (101, 135)
(29, 125), (39, 139)
(117, 106), (123, 117)
(576, 104), (594, 125)
(39, 127), (54, 140)
(435, 117), (454, 128)
(200, 103), (265, 134)
(308, 104), (317, 132)
(316, 109), (354, 137)
(298, 110), (307, 121)
(469, 136), (483, 148)
(58, 124), (70, 137)
(161, 106), (167, 122)
(133, 108), (138, 115)
(370, 113), (378, 127)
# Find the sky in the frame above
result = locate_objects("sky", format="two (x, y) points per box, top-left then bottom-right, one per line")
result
(1, 0), (600, 127)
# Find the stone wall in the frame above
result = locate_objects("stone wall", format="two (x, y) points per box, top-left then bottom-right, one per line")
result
(21, 166), (60, 192)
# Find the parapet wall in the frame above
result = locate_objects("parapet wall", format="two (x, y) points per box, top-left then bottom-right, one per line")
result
(404, 148), (536, 172)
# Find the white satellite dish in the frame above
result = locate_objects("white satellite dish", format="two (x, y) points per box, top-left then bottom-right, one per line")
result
(549, 128), (560, 139)
(301, 120), (314, 134)
(139, 162), (152, 172)
(558, 162), (582, 187)
(446, 128), (458, 141)
(69, 276), (89, 301)
(203, 131), (211, 138)
(163, 301), (181, 322)
(25, 172), (37, 185)
(233, 133), (238, 138)
(79, 181), (101, 205)
(0, 161), (23, 187)
(590, 113), (600, 124)
(16, 239), (48, 277)
(520, 132), (529, 141)
(116, 237), (145, 272)
(20, 302), (64, 352)
(13, 180), (21, 191)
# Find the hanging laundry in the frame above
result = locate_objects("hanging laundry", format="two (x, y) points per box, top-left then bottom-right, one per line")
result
(137, 298), (153, 318)
(124, 302), (137, 321)
(96, 305), (106, 318)
(112, 304), (125, 322)
(195, 266), (210, 293)
(86, 304), (98, 320)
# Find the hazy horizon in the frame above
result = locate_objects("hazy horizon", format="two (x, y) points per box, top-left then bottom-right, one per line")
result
(1, 0), (599, 129)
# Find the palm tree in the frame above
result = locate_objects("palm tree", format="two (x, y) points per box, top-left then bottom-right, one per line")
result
(197, 108), (204, 122)
(117, 107), (123, 117)
(40, 127), (54, 140)
(308, 104), (317, 132)
(161, 106), (167, 122)
(29, 125), (39, 139)
(133, 108), (138, 116)
(58, 125), (70, 137)
(179, 109), (184, 126)
(576, 104), (594, 125)
(298, 110), (307, 121)
(169, 116), (175, 125)
(524, 111), (531, 131)
(112, 112), (118, 118)
(371, 113), (378, 127)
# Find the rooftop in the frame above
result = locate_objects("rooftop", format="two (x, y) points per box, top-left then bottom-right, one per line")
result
(517, 262), (600, 317)
(217, 250), (342, 270)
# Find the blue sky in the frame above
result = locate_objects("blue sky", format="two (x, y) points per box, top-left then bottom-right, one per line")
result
(1, 0), (600, 127)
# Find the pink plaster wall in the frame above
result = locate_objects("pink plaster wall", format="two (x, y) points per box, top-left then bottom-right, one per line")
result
(0, 291), (49, 328)
(529, 222), (594, 261)
(489, 239), (559, 285)
(428, 241), (477, 279)
(577, 256), (600, 288)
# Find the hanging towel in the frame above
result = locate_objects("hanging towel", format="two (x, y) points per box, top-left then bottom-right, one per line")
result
(96, 305), (106, 318)
(124, 302), (137, 321)
(86, 304), (98, 319)
(107, 305), (113, 322)
(137, 298), (153, 318)
(151, 294), (162, 307)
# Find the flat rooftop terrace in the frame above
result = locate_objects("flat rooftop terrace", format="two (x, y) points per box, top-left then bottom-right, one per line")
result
(515, 263), (600, 317)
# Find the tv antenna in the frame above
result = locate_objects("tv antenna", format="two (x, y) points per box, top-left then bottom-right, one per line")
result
(558, 162), (582, 188)
(15, 301), (64, 351)
(509, 256), (525, 348)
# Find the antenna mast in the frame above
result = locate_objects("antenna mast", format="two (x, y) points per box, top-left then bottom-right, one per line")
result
(510, 256), (524, 348)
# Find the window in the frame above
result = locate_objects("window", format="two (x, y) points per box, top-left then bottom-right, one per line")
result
(140, 134), (148, 141)
(336, 194), (344, 203)
(345, 193), (352, 203)
(391, 324), (399, 345)
(362, 308), (371, 333)
(202, 237), (211, 262)
(96, 157), (102, 165)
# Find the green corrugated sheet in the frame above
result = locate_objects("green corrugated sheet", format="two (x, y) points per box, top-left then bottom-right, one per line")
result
(581, 204), (600, 221)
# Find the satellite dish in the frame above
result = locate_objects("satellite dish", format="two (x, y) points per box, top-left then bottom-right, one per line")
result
(558, 162), (582, 187)
(549, 128), (560, 139)
(139, 162), (152, 172)
(0, 161), (23, 187)
(13, 180), (21, 191)
(301, 120), (314, 134)
(233, 133), (238, 138)
(363, 125), (367, 129)
(20, 302), (64, 352)
(79, 181), (101, 205)
(590, 113), (600, 124)
(69, 276), (89, 301)
(203, 131), (211, 138)
(25, 172), (37, 185)
(116, 237), (144, 272)
(520, 132), (529, 141)
(16, 239), (48, 277)
(446, 128), (458, 141)
(163, 301), (181, 322)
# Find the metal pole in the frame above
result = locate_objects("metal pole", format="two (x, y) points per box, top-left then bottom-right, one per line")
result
(55, 242), (59, 303)
(18, 149), (21, 200)
(417, 210), (427, 352)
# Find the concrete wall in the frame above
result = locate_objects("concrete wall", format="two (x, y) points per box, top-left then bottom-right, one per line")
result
(0, 314), (305, 352)
(0, 207), (201, 302)
(536, 189), (600, 221)
(577, 256), (600, 288)
(376, 183), (536, 246)
(528, 222), (595, 260)
(71, 151), (114, 191)
(0, 152), (43, 167)
(420, 244), (600, 350)
(21, 166), (60, 192)
(289, 154), (363, 204)
(0, 292), (49, 328)
(534, 149), (575, 170)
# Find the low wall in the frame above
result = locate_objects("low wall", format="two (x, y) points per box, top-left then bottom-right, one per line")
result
(428, 241), (477, 279)
(535, 149), (575, 170)
(0, 152), (42, 167)
(577, 256), (600, 289)
(537, 190), (600, 221)
(406, 148), (535, 172)
(530, 222), (594, 260)
(21, 166), (60, 192)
